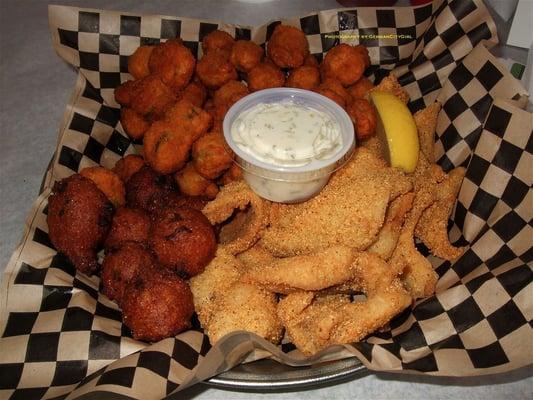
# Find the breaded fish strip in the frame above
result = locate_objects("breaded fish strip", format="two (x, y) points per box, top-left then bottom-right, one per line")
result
(189, 250), (242, 325)
(262, 148), (412, 257)
(410, 102), (466, 261)
(189, 250), (283, 344)
(202, 181), (270, 255)
(415, 167), (466, 261)
(368, 192), (415, 260)
(241, 246), (356, 293)
(360, 135), (385, 161)
(278, 252), (411, 356)
(236, 244), (275, 270)
(390, 154), (439, 299)
(393, 189), (437, 299)
(203, 282), (283, 344)
(414, 102), (441, 162)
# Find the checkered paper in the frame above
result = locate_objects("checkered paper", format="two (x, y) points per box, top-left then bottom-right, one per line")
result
(1, 1), (532, 399)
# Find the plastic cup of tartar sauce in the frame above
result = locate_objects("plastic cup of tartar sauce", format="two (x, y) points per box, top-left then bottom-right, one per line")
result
(223, 88), (355, 203)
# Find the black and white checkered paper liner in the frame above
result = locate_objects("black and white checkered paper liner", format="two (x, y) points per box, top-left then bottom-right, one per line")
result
(1, 1), (532, 399)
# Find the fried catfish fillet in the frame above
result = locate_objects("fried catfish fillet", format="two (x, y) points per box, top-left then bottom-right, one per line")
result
(236, 244), (276, 270)
(413, 102), (441, 162)
(415, 166), (466, 261)
(261, 148), (412, 257)
(389, 153), (441, 299)
(411, 102), (466, 261)
(202, 181), (270, 255)
(241, 246), (357, 293)
(277, 252), (411, 356)
(368, 192), (415, 260)
(189, 250), (283, 344)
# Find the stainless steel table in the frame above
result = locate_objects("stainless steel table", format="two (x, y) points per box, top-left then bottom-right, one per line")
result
(1, 1), (531, 398)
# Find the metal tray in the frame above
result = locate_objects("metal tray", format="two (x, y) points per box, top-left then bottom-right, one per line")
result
(205, 357), (366, 390)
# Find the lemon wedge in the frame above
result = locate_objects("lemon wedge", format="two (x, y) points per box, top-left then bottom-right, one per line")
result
(370, 91), (419, 173)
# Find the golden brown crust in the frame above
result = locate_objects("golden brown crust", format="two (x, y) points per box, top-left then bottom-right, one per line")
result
(104, 207), (151, 251)
(149, 39), (195, 91)
(413, 102), (441, 162)
(142, 120), (191, 174)
(192, 131), (233, 180)
(230, 40), (264, 72)
(247, 62), (285, 92)
(122, 270), (194, 342)
(163, 99), (212, 143)
(174, 162), (219, 199)
(80, 166), (126, 208)
(368, 192), (415, 260)
(286, 66), (320, 90)
(179, 80), (208, 108)
(241, 246), (358, 293)
(116, 76), (177, 118)
(316, 78), (352, 107)
(113, 154), (145, 184)
(120, 108), (150, 140)
(47, 174), (114, 275)
(277, 252), (411, 355)
(190, 251), (283, 344)
(415, 167), (466, 261)
(213, 80), (249, 108)
(202, 30), (235, 58)
(196, 50), (238, 89)
(261, 148), (412, 257)
(101, 242), (154, 304)
(202, 181), (270, 255)
(321, 44), (366, 87)
(267, 25), (309, 68)
(347, 77), (375, 100)
(346, 97), (378, 141)
(128, 45), (154, 79)
(149, 205), (217, 277)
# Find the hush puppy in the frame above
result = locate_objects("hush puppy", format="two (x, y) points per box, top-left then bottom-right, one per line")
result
(122, 269), (195, 341)
(101, 242), (155, 304)
(47, 174), (114, 275)
(150, 205), (217, 277)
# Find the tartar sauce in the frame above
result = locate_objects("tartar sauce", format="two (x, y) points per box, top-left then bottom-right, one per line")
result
(231, 101), (343, 166)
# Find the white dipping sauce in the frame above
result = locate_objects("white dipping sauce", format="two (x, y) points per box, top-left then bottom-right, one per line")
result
(231, 101), (343, 167)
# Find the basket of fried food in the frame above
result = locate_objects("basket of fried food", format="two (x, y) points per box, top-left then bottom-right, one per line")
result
(46, 24), (465, 356)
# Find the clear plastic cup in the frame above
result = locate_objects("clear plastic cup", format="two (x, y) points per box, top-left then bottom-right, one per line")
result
(223, 88), (355, 203)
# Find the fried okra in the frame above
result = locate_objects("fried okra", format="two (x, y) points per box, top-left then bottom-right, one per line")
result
(174, 162), (219, 199)
(247, 62), (285, 92)
(80, 166), (126, 208)
(267, 25), (309, 68)
(321, 43), (366, 87)
(148, 39), (196, 91)
(202, 29), (235, 58)
(128, 45), (154, 79)
(230, 40), (264, 72)
(192, 131), (233, 179)
(196, 50), (238, 89)
(112, 155), (145, 184)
